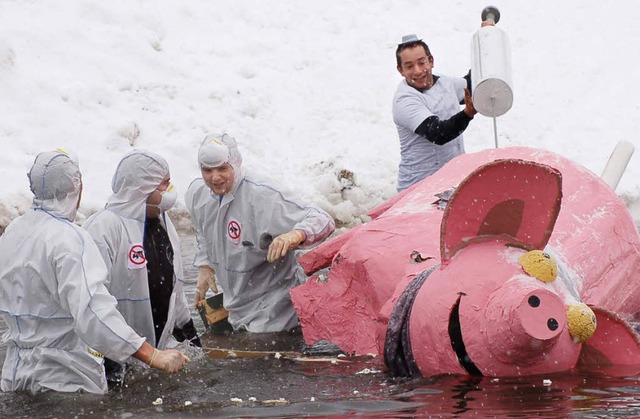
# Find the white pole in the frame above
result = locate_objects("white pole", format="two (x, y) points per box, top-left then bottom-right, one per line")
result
(492, 116), (499, 148)
(492, 97), (498, 148)
(600, 140), (635, 191)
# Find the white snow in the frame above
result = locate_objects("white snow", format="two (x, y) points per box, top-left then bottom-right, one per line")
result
(0, 1), (638, 230)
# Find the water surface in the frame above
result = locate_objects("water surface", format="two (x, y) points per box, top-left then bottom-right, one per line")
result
(2, 234), (640, 418)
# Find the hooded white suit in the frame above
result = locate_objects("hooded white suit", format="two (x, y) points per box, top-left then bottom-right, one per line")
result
(0, 151), (145, 394)
(185, 135), (335, 332)
(83, 150), (192, 350)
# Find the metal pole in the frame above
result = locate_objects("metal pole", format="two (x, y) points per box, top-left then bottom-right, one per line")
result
(492, 97), (499, 148)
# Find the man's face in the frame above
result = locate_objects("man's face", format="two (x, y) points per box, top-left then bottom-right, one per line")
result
(201, 163), (234, 196)
(76, 179), (83, 209)
(397, 45), (434, 90)
(145, 176), (170, 219)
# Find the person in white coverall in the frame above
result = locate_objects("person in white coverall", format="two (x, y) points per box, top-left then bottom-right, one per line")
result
(0, 150), (188, 394)
(185, 134), (335, 333)
(83, 150), (199, 382)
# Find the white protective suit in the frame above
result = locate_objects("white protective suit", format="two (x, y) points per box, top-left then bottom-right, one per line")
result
(185, 135), (335, 332)
(83, 150), (191, 350)
(0, 151), (145, 394)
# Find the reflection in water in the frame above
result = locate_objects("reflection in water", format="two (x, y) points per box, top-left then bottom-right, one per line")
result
(1, 233), (640, 417)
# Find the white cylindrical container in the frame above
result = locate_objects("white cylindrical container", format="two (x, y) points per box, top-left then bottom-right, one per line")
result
(471, 25), (513, 117)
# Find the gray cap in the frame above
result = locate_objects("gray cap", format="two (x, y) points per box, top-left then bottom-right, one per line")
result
(399, 34), (422, 46)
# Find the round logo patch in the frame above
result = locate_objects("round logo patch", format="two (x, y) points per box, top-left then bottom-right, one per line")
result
(227, 220), (241, 240)
(128, 244), (147, 266)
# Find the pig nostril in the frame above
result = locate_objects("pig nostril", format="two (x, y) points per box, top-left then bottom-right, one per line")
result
(528, 295), (540, 307)
(547, 318), (559, 331)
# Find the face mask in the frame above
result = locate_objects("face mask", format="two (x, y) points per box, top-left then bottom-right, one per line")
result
(157, 184), (178, 212)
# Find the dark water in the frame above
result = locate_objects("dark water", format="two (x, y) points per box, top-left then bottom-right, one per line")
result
(2, 234), (640, 418)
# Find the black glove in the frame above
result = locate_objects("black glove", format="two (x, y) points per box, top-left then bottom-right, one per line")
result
(173, 319), (202, 348)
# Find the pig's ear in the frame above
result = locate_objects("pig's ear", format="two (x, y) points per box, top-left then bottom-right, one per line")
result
(578, 306), (640, 376)
(440, 159), (562, 263)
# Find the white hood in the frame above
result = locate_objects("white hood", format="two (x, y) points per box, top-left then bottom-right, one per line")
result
(28, 150), (82, 222)
(106, 150), (169, 221)
(198, 133), (244, 194)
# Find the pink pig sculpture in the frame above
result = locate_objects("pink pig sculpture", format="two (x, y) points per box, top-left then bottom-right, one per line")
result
(290, 146), (640, 378)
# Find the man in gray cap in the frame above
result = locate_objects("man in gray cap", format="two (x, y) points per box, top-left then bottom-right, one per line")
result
(186, 134), (335, 333)
(0, 150), (188, 394)
(392, 33), (478, 192)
